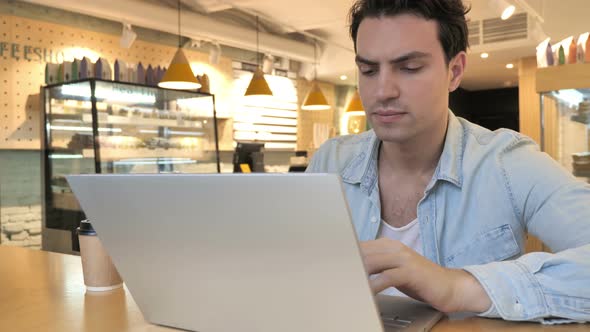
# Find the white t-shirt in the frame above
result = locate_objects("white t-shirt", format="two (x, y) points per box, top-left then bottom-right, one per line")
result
(374, 218), (423, 297)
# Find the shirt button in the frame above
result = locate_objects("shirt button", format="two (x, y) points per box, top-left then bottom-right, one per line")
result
(371, 216), (378, 223)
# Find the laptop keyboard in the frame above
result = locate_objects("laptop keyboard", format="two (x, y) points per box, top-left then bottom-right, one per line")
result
(381, 313), (414, 331)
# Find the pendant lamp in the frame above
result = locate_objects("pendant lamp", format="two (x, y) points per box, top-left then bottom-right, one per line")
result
(345, 70), (364, 114)
(345, 89), (364, 114)
(344, 71), (365, 134)
(158, 0), (201, 90)
(301, 40), (330, 110)
(244, 16), (273, 97)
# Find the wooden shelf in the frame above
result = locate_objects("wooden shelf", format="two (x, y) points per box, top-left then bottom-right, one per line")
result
(81, 114), (207, 129)
(536, 63), (590, 92)
(83, 148), (208, 161)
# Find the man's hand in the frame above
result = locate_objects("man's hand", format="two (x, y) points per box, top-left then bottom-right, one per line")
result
(360, 238), (492, 313)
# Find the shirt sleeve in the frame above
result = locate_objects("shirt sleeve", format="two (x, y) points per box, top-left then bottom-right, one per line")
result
(464, 245), (590, 323)
(464, 136), (590, 324)
(305, 150), (322, 173)
(305, 138), (335, 173)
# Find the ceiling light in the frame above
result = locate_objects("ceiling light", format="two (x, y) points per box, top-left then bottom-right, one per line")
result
(480, 52), (489, 59)
(345, 89), (364, 114)
(245, 68), (273, 97)
(262, 54), (274, 74)
(301, 40), (330, 111)
(506, 63), (514, 69)
(488, 0), (516, 21)
(340, 75), (348, 81)
(501, 5), (516, 20)
(120, 23), (137, 49)
(209, 42), (221, 65)
(244, 16), (273, 98)
(158, 0), (201, 90)
(298, 62), (314, 81)
(302, 82), (330, 110)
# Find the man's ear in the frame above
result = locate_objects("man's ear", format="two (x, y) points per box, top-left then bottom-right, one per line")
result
(448, 51), (467, 92)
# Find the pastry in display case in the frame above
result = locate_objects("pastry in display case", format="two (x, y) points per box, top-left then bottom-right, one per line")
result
(42, 78), (221, 254)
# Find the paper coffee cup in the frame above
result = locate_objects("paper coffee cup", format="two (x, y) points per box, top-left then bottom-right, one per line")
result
(77, 220), (123, 292)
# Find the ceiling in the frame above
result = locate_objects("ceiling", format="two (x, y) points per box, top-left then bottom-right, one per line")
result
(23, 0), (590, 90)
(145, 0), (590, 90)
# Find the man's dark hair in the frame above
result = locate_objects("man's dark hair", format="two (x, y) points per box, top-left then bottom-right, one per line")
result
(349, 0), (470, 63)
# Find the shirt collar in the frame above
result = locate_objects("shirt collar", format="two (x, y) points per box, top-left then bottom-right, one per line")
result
(340, 131), (380, 193)
(340, 110), (465, 191)
(433, 111), (464, 188)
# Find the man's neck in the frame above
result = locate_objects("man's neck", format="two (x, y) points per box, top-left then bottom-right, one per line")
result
(379, 120), (448, 177)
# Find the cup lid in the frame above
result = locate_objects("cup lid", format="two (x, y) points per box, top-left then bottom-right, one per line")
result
(77, 219), (97, 236)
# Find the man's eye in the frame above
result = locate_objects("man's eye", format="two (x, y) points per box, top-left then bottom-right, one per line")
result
(402, 66), (422, 72)
(359, 67), (377, 76)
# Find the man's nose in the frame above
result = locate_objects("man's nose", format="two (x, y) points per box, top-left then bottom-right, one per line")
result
(375, 70), (400, 102)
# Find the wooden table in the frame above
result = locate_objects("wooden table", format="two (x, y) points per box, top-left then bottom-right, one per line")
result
(0, 246), (588, 332)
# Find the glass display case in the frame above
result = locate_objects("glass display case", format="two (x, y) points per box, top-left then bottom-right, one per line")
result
(536, 63), (590, 182)
(540, 89), (590, 180)
(42, 78), (220, 253)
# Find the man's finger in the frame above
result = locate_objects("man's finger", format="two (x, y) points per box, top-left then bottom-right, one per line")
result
(359, 238), (402, 255)
(363, 252), (401, 275)
(368, 268), (407, 294)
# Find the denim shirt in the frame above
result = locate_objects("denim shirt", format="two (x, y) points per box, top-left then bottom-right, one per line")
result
(306, 112), (590, 324)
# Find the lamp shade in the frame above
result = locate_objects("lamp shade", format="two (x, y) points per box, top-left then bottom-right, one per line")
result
(345, 89), (364, 113)
(245, 68), (273, 97)
(301, 81), (330, 111)
(158, 48), (201, 90)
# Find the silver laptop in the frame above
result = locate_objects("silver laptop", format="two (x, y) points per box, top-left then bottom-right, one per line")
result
(67, 173), (442, 332)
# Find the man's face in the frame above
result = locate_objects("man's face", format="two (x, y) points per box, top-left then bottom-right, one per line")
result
(355, 14), (464, 144)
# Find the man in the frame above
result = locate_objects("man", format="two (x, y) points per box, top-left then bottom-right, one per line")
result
(306, 0), (590, 324)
